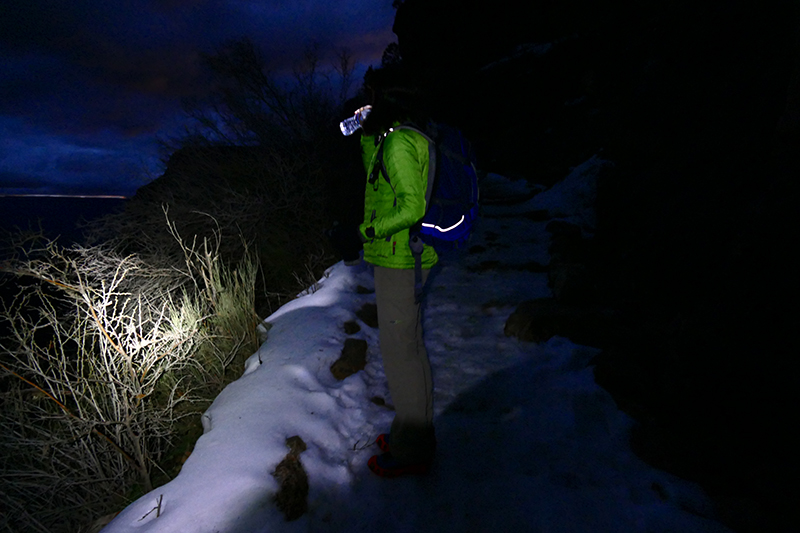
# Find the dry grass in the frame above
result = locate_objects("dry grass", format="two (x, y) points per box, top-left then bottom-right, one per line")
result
(0, 222), (260, 532)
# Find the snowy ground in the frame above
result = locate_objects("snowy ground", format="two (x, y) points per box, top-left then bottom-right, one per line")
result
(103, 161), (733, 533)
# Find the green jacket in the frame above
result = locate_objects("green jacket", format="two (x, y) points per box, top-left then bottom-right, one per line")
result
(359, 128), (438, 269)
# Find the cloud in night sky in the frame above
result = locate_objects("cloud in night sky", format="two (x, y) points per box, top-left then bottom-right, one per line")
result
(0, 0), (397, 195)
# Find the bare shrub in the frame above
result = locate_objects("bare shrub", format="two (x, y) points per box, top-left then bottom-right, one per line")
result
(0, 224), (259, 532)
(166, 214), (260, 386)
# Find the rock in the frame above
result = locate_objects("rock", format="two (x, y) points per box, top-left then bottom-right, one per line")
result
(370, 396), (395, 410)
(355, 303), (378, 328)
(504, 298), (561, 343)
(272, 436), (309, 521)
(504, 298), (622, 348)
(548, 261), (592, 303)
(285, 435), (307, 455)
(343, 320), (361, 334)
(545, 220), (595, 304)
(330, 338), (368, 380)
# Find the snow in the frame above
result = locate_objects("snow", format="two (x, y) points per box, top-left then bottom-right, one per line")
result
(483, 155), (610, 236)
(103, 159), (732, 533)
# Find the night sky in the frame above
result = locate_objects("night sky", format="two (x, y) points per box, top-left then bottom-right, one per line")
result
(0, 1), (396, 197)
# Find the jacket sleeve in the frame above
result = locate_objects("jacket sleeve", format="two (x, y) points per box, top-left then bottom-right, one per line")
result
(364, 130), (428, 239)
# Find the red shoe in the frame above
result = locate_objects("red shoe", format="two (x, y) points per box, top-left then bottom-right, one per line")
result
(375, 433), (390, 453)
(367, 453), (431, 478)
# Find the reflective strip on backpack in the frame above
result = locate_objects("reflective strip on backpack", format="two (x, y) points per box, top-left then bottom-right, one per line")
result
(421, 215), (465, 233)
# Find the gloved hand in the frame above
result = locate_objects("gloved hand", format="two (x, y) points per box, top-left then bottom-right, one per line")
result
(326, 223), (363, 266)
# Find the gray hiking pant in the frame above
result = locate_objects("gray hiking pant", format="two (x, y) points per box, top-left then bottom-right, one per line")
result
(374, 266), (436, 464)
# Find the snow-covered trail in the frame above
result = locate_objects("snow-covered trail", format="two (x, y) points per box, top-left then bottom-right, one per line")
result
(103, 166), (732, 533)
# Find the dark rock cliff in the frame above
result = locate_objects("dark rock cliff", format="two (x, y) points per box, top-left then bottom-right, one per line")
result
(392, 1), (799, 531)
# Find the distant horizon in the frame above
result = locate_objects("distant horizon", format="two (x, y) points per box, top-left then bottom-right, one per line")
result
(0, 193), (128, 199)
(0, 194), (129, 245)
(1, 2), (395, 200)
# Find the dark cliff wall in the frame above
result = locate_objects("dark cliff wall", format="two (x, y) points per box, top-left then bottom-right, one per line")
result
(393, 1), (799, 530)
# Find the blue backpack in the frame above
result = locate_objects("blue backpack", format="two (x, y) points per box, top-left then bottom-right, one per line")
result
(376, 122), (479, 251)
(375, 122), (479, 301)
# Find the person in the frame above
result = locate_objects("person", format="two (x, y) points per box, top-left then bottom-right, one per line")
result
(329, 76), (438, 477)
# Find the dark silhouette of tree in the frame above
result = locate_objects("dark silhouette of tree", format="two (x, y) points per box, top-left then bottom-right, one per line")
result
(381, 42), (403, 68)
(180, 37), (355, 152)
